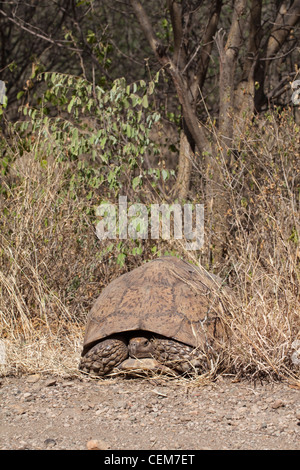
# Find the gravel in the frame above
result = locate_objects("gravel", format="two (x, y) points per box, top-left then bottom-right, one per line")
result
(0, 375), (299, 450)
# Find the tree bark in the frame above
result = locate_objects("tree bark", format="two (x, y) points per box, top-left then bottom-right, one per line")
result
(233, 0), (262, 136)
(175, 130), (194, 201)
(217, 0), (247, 146)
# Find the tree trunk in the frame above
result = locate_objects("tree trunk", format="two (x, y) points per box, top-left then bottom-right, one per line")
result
(172, 130), (194, 201)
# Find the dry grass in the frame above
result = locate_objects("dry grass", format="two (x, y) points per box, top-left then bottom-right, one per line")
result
(0, 110), (300, 383)
(208, 110), (300, 383)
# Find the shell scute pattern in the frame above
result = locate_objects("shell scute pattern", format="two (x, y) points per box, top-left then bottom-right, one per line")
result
(82, 256), (227, 356)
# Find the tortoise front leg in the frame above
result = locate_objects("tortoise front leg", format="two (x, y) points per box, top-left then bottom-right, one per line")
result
(79, 336), (128, 376)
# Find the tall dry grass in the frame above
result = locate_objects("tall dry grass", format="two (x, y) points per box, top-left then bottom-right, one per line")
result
(199, 109), (300, 383)
(0, 109), (299, 383)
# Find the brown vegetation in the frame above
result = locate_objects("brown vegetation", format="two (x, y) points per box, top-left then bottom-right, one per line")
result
(0, 1), (299, 383)
(0, 109), (299, 383)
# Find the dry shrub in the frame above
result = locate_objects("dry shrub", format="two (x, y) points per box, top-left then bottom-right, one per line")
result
(0, 133), (125, 376)
(0, 109), (300, 382)
(211, 109), (300, 382)
(0, 128), (162, 376)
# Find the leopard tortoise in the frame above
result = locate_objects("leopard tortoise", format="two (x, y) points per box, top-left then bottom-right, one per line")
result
(79, 256), (229, 375)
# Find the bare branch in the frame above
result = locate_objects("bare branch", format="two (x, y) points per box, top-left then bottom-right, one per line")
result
(167, 0), (185, 68)
(266, 0), (300, 59)
(130, 0), (209, 153)
(191, 0), (222, 96)
(0, 7), (81, 52)
(0, 6), (112, 80)
(129, 0), (164, 58)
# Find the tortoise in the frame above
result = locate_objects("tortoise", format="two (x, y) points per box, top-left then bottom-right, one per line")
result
(79, 256), (229, 376)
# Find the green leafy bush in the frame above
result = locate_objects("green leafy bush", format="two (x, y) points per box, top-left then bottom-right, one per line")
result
(17, 72), (160, 194)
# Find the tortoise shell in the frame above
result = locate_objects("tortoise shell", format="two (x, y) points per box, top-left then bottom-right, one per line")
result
(82, 256), (228, 356)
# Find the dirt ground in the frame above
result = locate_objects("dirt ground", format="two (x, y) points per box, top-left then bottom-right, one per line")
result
(0, 373), (299, 451)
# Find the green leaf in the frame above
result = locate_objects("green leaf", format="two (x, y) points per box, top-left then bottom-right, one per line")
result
(132, 176), (141, 190)
(2, 95), (8, 108)
(162, 169), (168, 181)
(141, 95), (149, 108)
(100, 136), (107, 148)
(67, 96), (76, 113)
(148, 81), (155, 95)
(131, 94), (140, 107)
(126, 123), (132, 138)
(116, 253), (126, 267)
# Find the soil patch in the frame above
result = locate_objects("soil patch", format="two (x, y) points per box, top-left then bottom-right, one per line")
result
(0, 375), (299, 450)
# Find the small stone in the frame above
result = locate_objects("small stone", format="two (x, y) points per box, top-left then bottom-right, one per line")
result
(23, 392), (32, 400)
(271, 400), (285, 409)
(44, 438), (57, 448)
(86, 439), (110, 450)
(26, 374), (40, 384)
(13, 404), (26, 415)
(81, 404), (90, 411)
(18, 440), (30, 450)
(45, 378), (57, 387)
(62, 381), (74, 388)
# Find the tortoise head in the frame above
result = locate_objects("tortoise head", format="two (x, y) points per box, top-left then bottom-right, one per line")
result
(128, 334), (155, 359)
